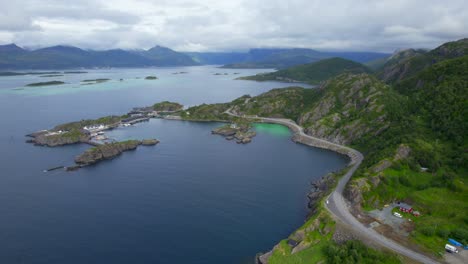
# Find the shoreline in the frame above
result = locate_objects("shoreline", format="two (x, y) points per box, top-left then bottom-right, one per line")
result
(214, 112), (438, 264)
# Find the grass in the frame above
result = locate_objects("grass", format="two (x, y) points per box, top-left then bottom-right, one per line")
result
(363, 166), (468, 254)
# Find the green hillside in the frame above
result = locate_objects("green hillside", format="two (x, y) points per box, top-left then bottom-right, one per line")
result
(378, 38), (468, 83)
(177, 41), (467, 262)
(238, 58), (370, 84)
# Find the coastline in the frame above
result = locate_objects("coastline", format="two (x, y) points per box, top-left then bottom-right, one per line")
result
(213, 113), (438, 264)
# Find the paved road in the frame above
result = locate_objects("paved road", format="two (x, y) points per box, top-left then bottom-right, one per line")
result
(226, 109), (440, 264)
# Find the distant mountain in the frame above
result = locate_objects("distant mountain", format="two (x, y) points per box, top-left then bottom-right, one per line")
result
(238, 57), (370, 84)
(185, 52), (249, 65)
(0, 44), (199, 69)
(377, 38), (468, 83)
(218, 48), (389, 69)
(136, 46), (199, 66)
(0, 44), (26, 54)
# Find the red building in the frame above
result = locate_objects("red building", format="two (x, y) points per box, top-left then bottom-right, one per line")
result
(399, 203), (413, 213)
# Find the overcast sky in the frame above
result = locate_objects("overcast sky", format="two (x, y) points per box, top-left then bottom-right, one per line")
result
(0, 0), (467, 52)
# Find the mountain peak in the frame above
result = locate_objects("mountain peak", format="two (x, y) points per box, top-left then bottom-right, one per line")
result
(148, 45), (173, 53)
(0, 43), (25, 53)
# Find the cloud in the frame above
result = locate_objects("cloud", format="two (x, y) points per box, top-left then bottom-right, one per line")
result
(0, 0), (467, 52)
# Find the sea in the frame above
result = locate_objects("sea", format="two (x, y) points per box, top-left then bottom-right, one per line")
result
(0, 66), (347, 264)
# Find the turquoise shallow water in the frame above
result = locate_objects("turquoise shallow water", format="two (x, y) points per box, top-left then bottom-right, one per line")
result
(253, 123), (291, 137)
(0, 66), (344, 264)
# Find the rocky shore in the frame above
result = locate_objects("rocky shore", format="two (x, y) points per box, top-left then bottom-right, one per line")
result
(73, 139), (158, 167)
(256, 173), (337, 264)
(211, 123), (256, 144)
(26, 130), (91, 146)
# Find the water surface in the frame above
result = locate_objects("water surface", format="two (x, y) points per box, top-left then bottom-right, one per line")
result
(0, 66), (346, 264)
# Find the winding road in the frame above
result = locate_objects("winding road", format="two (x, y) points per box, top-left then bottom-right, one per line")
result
(225, 109), (439, 264)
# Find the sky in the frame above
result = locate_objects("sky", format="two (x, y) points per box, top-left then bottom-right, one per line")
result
(0, 0), (467, 52)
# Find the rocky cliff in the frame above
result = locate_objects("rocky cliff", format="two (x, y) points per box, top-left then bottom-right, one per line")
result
(378, 38), (468, 83)
(298, 73), (400, 145)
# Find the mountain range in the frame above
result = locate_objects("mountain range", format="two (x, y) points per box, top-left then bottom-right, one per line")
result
(0, 43), (390, 70)
(188, 48), (390, 69)
(0, 44), (199, 69)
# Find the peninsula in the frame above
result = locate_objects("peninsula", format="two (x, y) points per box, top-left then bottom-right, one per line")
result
(25, 101), (183, 170)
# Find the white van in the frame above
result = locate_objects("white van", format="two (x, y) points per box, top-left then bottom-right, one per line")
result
(445, 244), (459, 253)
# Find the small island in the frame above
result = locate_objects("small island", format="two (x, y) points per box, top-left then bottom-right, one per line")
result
(0, 71), (60, 77)
(64, 71), (88, 74)
(145, 76), (158, 80)
(81, 78), (110, 83)
(69, 139), (159, 170)
(26, 81), (65, 87)
(212, 122), (256, 144)
(40, 74), (65, 78)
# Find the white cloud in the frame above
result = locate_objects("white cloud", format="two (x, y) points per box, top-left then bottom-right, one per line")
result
(0, 0), (467, 52)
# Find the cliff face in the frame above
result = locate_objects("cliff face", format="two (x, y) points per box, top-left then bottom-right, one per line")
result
(298, 74), (400, 145)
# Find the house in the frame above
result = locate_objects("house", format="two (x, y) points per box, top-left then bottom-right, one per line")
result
(399, 203), (413, 213)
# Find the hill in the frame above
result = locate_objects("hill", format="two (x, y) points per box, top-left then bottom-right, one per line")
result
(220, 48), (389, 69)
(0, 44), (199, 69)
(378, 38), (468, 83)
(134, 46), (199, 66)
(238, 57), (370, 84)
(179, 41), (467, 261)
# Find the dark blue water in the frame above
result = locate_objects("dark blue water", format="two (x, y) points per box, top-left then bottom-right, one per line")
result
(0, 66), (346, 264)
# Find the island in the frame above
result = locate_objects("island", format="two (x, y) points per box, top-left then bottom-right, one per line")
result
(25, 81), (65, 87)
(64, 71), (88, 74)
(211, 122), (256, 144)
(69, 139), (159, 171)
(39, 74), (65, 77)
(25, 101), (188, 171)
(145, 76), (158, 80)
(0, 71), (61, 77)
(81, 78), (110, 83)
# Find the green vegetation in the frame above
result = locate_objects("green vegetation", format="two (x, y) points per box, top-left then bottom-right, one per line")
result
(322, 240), (401, 264)
(378, 38), (467, 83)
(25, 81), (65, 87)
(231, 87), (321, 120)
(54, 115), (126, 131)
(152, 101), (183, 112)
(238, 58), (370, 84)
(180, 103), (231, 121)
(352, 55), (468, 254)
(145, 76), (158, 80)
(184, 39), (467, 260)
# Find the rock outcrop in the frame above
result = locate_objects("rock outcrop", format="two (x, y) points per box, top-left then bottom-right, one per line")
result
(307, 173), (336, 215)
(212, 124), (256, 144)
(75, 140), (142, 165)
(141, 139), (160, 146)
(298, 73), (395, 145)
(73, 139), (159, 167)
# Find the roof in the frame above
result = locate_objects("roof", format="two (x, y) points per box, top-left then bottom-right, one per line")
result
(399, 203), (412, 209)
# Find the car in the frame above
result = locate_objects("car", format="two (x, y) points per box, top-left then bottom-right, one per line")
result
(393, 212), (402, 218)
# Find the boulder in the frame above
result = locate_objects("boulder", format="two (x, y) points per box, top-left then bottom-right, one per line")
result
(141, 139), (160, 146)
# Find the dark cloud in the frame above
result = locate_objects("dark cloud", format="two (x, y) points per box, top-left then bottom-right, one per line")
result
(0, 0), (466, 52)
